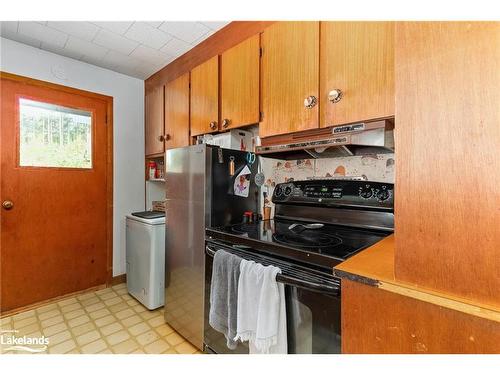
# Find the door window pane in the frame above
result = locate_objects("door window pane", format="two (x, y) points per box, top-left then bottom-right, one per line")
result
(19, 98), (92, 168)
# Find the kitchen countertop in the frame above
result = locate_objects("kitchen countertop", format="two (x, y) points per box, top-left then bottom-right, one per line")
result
(333, 235), (500, 323)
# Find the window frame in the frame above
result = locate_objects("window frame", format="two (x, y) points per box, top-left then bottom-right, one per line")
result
(15, 94), (96, 171)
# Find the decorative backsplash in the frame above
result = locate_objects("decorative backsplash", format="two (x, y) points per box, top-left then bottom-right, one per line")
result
(259, 153), (395, 215)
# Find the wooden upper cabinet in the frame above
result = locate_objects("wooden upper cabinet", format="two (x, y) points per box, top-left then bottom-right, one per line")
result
(164, 73), (190, 150)
(145, 85), (164, 156)
(320, 22), (395, 127)
(220, 34), (260, 130)
(260, 22), (320, 138)
(190, 56), (219, 136)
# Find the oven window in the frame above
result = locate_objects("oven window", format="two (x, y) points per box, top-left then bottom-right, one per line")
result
(19, 98), (92, 168)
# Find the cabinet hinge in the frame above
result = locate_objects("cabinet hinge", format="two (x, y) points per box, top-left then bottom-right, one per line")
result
(259, 111), (264, 122)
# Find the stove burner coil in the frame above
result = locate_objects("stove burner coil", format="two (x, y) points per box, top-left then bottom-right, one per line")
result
(272, 232), (342, 249)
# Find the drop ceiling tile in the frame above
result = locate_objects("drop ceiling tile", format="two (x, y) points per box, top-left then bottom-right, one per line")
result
(102, 50), (143, 70)
(41, 42), (84, 61)
(129, 44), (174, 67)
(92, 21), (134, 35)
(95, 60), (120, 72)
(93, 29), (139, 55)
(80, 54), (108, 68)
(160, 37), (192, 57)
(0, 21), (19, 35)
(145, 22), (163, 28)
(193, 29), (216, 44)
(158, 21), (211, 44)
(18, 22), (68, 48)
(124, 22), (172, 49)
(1, 30), (42, 49)
(47, 21), (99, 41)
(133, 64), (158, 79)
(200, 21), (230, 30)
(65, 36), (109, 60)
(115, 64), (144, 78)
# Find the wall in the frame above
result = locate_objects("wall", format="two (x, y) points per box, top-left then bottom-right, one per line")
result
(0, 38), (145, 276)
(260, 153), (395, 214)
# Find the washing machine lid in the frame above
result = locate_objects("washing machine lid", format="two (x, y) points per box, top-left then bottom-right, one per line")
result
(126, 212), (165, 225)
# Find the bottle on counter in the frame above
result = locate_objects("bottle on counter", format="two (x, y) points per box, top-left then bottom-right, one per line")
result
(148, 161), (157, 179)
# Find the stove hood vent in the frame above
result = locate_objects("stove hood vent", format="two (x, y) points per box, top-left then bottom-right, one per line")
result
(256, 119), (394, 159)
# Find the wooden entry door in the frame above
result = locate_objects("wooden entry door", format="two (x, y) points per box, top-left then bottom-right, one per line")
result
(0, 74), (113, 313)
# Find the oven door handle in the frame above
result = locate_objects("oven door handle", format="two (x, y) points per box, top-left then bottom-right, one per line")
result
(275, 274), (340, 296)
(205, 245), (340, 297)
(206, 246), (217, 257)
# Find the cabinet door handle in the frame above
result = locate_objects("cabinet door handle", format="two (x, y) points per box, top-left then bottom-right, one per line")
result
(304, 95), (318, 109)
(158, 134), (165, 142)
(328, 89), (343, 103)
(221, 119), (230, 129)
(209, 121), (218, 130)
(165, 134), (171, 141)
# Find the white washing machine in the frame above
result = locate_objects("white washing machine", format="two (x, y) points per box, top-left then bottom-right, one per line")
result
(125, 212), (165, 310)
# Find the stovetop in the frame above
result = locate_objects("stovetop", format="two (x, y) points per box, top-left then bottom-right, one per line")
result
(206, 218), (391, 271)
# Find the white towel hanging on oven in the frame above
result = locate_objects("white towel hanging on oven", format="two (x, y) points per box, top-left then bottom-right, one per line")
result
(233, 259), (287, 354)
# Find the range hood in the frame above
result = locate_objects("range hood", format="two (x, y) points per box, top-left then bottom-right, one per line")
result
(256, 119), (394, 159)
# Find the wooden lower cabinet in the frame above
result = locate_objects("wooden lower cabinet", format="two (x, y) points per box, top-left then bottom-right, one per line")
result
(341, 280), (500, 354)
(164, 73), (190, 150)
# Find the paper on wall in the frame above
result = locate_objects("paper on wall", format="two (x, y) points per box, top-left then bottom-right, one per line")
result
(234, 165), (252, 197)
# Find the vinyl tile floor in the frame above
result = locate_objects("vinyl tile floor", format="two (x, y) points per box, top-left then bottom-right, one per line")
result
(0, 283), (202, 354)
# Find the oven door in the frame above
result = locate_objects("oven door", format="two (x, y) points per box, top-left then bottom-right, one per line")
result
(204, 240), (341, 354)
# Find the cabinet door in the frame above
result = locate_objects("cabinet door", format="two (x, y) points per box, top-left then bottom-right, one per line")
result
(164, 73), (190, 150)
(320, 22), (394, 127)
(145, 85), (164, 156)
(190, 56), (219, 136)
(220, 34), (260, 130)
(260, 22), (320, 138)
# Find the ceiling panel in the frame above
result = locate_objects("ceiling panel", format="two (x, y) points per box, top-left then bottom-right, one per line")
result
(41, 42), (84, 61)
(0, 21), (230, 79)
(201, 21), (230, 30)
(1, 21), (42, 49)
(160, 37), (192, 57)
(158, 21), (211, 44)
(18, 22), (68, 48)
(93, 29), (139, 55)
(124, 22), (172, 49)
(91, 21), (134, 35)
(130, 44), (173, 67)
(47, 21), (99, 41)
(65, 36), (109, 60)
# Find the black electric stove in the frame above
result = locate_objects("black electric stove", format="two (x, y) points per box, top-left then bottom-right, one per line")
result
(204, 179), (394, 354)
(206, 179), (394, 271)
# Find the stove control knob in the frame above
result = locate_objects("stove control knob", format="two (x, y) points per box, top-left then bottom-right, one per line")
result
(275, 186), (283, 197)
(359, 186), (373, 199)
(284, 185), (292, 196)
(376, 189), (391, 202)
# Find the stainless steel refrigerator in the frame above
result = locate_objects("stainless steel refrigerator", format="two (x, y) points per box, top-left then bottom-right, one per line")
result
(164, 144), (259, 350)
